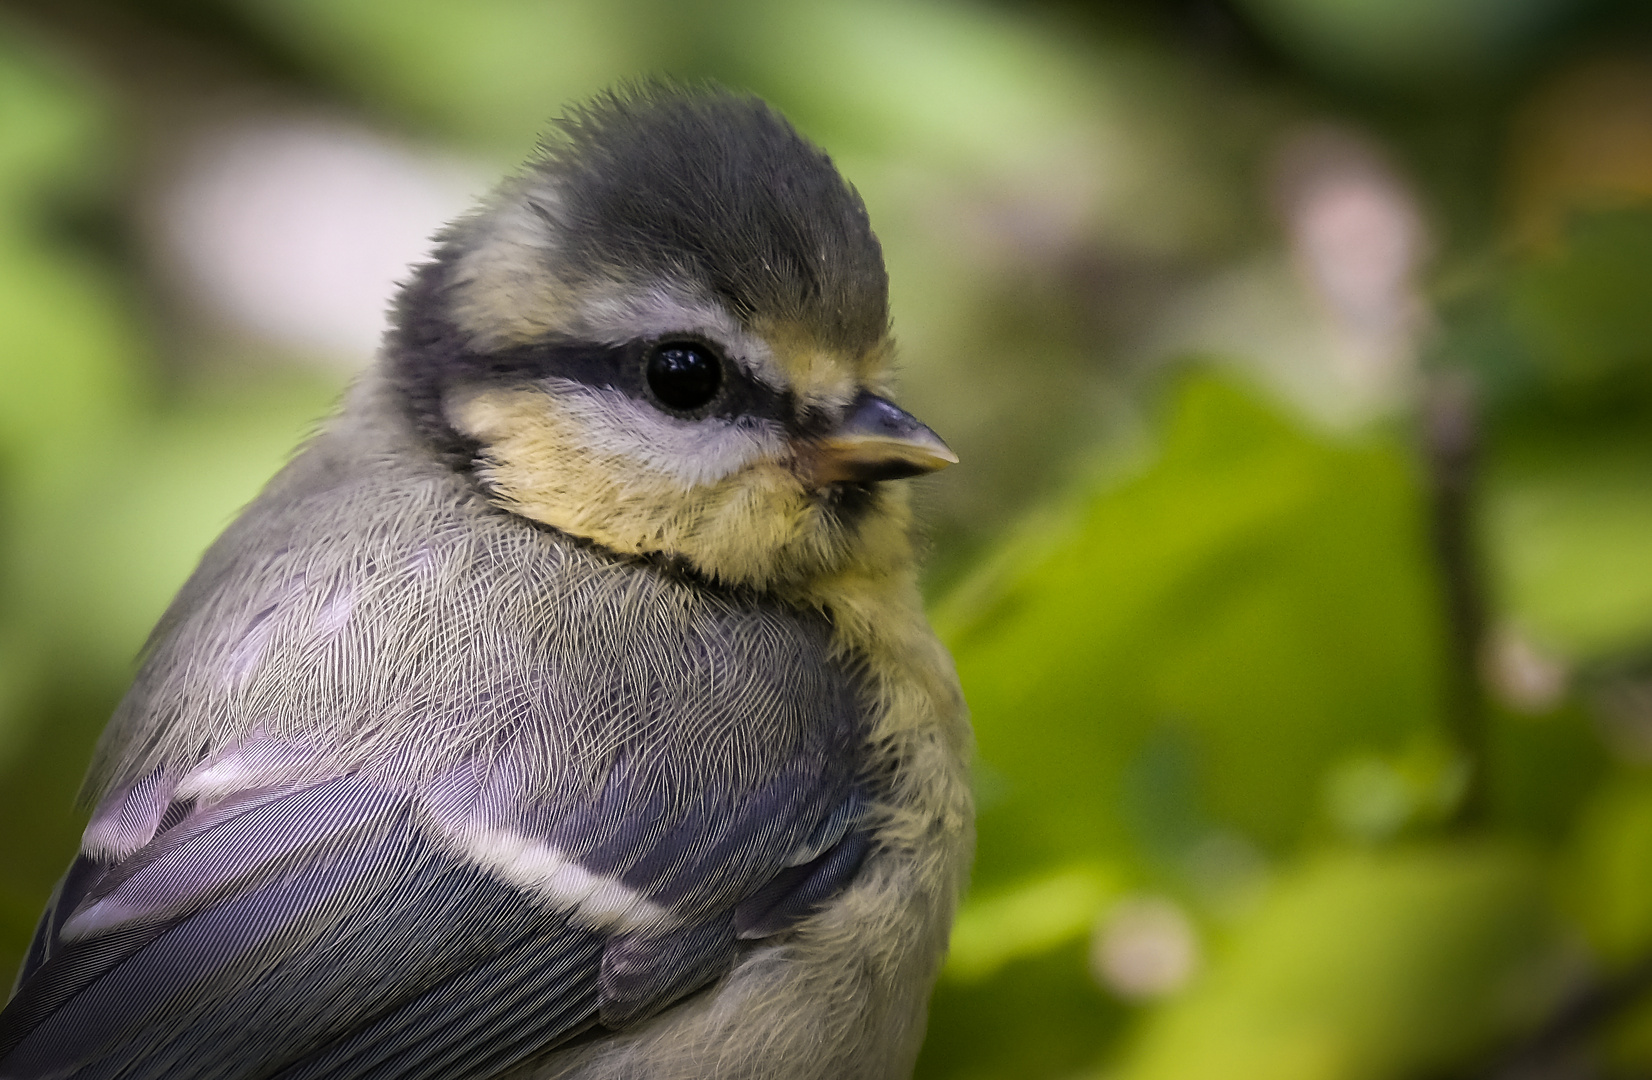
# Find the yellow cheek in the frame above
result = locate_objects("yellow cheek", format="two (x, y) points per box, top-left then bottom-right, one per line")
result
(450, 386), (863, 588)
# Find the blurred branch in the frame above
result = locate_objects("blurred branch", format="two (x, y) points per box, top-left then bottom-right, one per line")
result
(0, 0), (324, 88)
(1475, 954), (1652, 1080)
(1421, 370), (1489, 827)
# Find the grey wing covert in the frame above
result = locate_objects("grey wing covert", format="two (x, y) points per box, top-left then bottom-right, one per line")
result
(0, 729), (869, 1080)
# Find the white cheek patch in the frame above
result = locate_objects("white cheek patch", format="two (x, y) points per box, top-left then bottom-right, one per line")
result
(548, 381), (787, 489)
(462, 827), (671, 933)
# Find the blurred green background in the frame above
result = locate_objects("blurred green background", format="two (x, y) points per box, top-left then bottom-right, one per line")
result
(4, 0), (1652, 1076)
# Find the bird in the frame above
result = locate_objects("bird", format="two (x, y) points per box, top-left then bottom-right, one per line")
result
(0, 83), (972, 1080)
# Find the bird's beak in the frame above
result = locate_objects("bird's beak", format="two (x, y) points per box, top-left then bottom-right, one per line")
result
(797, 391), (958, 486)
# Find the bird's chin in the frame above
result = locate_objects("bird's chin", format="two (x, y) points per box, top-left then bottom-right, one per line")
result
(810, 477), (880, 521)
(661, 471), (901, 591)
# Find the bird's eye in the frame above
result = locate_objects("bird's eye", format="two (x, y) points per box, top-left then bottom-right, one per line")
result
(645, 342), (723, 412)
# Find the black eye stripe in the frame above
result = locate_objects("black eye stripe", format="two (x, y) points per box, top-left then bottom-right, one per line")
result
(389, 268), (803, 460)
(450, 337), (796, 427)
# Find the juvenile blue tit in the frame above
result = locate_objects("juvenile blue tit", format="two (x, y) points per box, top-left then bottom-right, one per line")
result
(0, 84), (972, 1079)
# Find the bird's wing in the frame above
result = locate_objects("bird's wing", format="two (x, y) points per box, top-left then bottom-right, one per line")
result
(0, 743), (867, 1080)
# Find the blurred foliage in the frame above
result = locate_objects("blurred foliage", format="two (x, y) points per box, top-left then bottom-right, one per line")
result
(1233, 0), (1584, 93)
(3, 0), (1652, 1078)
(1117, 847), (1560, 1080)
(940, 376), (1448, 875)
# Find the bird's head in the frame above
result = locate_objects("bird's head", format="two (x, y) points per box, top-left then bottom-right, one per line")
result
(387, 85), (954, 591)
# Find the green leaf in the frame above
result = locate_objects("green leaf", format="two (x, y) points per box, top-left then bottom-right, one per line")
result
(945, 863), (1120, 984)
(1486, 420), (1652, 658)
(1112, 846), (1559, 1080)
(940, 373), (1450, 885)
(0, 17), (141, 791)
(231, 0), (663, 153)
(9, 372), (345, 675)
(1232, 0), (1579, 92)
(919, 935), (1126, 1080)
(1509, 207), (1652, 397)
(1565, 775), (1652, 965)
(0, 23), (135, 467)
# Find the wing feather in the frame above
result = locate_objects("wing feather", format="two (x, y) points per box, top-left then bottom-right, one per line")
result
(2, 757), (869, 1080)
